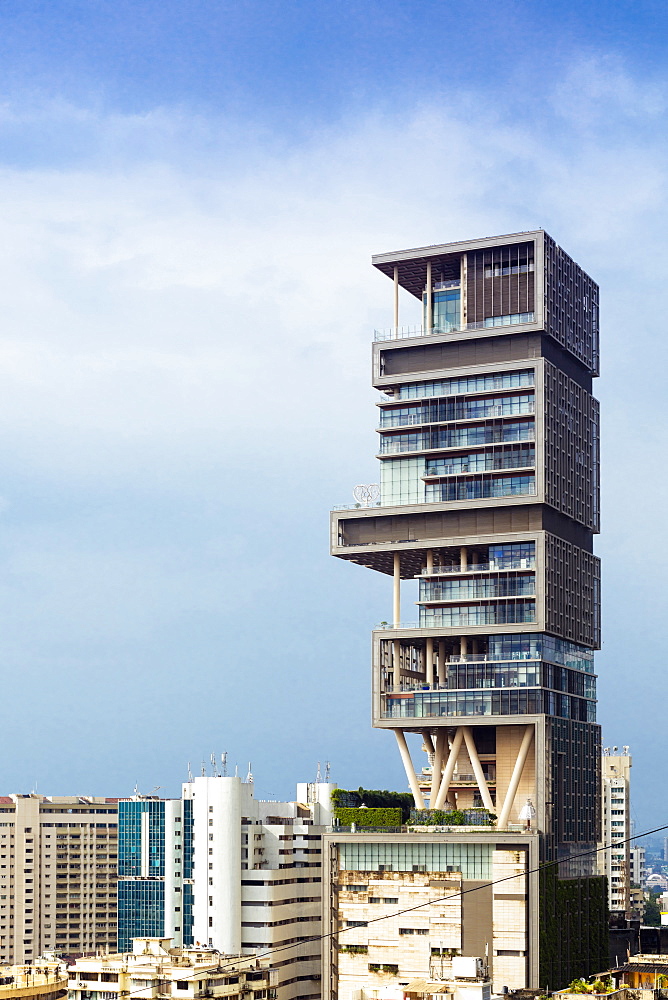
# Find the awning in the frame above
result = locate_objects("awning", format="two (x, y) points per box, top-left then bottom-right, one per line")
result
(403, 980), (453, 995)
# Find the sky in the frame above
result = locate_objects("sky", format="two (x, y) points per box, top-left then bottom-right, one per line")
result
(0, 0), (666, 835)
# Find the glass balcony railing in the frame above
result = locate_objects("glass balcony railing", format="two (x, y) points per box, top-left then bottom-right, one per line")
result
(374, 313), (535, 342)
(418, 560), (535, 575)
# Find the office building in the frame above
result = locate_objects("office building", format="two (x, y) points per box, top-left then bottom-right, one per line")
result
(0, 795), (118, 964)
(68, 936), (275, 1000)
(329, 230), (607, 995)
(117, 775), (332, 1000)
(117, 797), (192, 952)
(597, 748), (632, 913)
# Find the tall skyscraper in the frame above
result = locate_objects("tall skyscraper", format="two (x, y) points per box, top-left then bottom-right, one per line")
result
(327, 231), (607, 994)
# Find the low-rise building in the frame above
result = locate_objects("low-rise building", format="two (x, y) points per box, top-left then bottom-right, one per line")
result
(0, 961), (67, 1000)
(322, 827), (540, 1000)
(67, 936), (275, 1000)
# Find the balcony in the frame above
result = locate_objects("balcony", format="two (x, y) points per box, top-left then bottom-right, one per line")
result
(373, 313), (535, 342)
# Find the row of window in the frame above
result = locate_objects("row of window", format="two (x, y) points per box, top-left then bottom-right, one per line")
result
(424, 444), (535, 478)
(379, 394), (535, 429)
(392, 370), (534, 402)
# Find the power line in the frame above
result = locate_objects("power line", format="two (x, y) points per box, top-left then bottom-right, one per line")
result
(101, 821), (668, 996)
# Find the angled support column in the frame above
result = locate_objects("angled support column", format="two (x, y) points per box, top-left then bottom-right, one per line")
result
(462, 726), (494, 813)
(497, 725), (534, 830)
(429, 730), (448, 807)
(433, 727), (464, 810)
(394, 730), (425, 809)
(421, 730), (435, 755)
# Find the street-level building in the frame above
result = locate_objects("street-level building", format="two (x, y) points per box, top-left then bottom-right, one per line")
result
(330, 230), (607, 994)
(67, 936), (275, 1000)
(0, 795), (118, 964)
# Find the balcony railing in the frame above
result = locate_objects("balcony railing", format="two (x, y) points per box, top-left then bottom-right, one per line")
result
(374, 313), (535, 342)
(418, 561), (535, 575)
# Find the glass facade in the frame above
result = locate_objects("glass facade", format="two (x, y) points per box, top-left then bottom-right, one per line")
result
(423, 288), (461, 332)
(383, 689), (595, 722)
(379, 392), (534, 429)
(340, 841), (491, 878)
(117, 880), (164, 953)
(425, 474), (536, 501)
(118, 800), (165, 877)
(380, 419), (535, 455)
(419, 574), (535, 601)
(420, 601), (536, 627)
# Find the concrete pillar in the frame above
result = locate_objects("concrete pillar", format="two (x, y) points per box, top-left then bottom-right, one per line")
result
(497, 725), (535, 830)
(426, 549), (434, 574)
(460, 546), (467, 571)
(393, 552), (401, 626)
(429, 730), (448, 807)
(426, 261), (432, 332)
(425, 638), (434, 685)
(460, 636), (467, 657)
(393, 265), (399, 335)
(394, 730), (425, 809)
(472, 638), (479, 655)
(438, 641), (447, 685)
(433, 727), (465, 810)
(462, 726), (495, 812)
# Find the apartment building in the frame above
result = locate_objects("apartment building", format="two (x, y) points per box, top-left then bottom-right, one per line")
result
(597, 748), (632, 913)
(0, 795), (118, 964)
(329, 230), (607, 995)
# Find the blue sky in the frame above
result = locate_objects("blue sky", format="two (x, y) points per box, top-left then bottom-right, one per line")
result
(0, 0), (665, 835)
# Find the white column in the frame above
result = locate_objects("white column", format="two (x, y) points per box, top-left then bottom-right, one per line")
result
(433, 727), (465, 810)
(393, 265), (399, 335)
(437, 641), (447, 686)
(394, 730), (425, 809)
(497, 725), (535, 830)
(462, 727), (495, 812)
(393, 552), (401, 626)
(425, 638), (434, 685)
(460, 546), (467, 571)
(426, 261), (432, 332)
(429, 730), (448, 807)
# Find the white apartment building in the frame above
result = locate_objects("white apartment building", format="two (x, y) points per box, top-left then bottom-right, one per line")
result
(0, 794), (118, 964)
(68, 936), (275, 1000)
(597, 748), (632, 913)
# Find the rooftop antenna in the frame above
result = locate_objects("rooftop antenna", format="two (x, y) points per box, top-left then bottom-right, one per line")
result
(325, 761), (331, 782)
(246, 762), (253, 783)
(201, 760), (207, 777)
(221, 753), (228, 777)
(187, 762), (193, 782)
(152, 786), (161, 796)
(316, 761), (322, 783)
(210, 753), (218, 777)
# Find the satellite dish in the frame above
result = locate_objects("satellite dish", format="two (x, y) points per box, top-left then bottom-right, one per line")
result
(353, 484), (380, 507)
